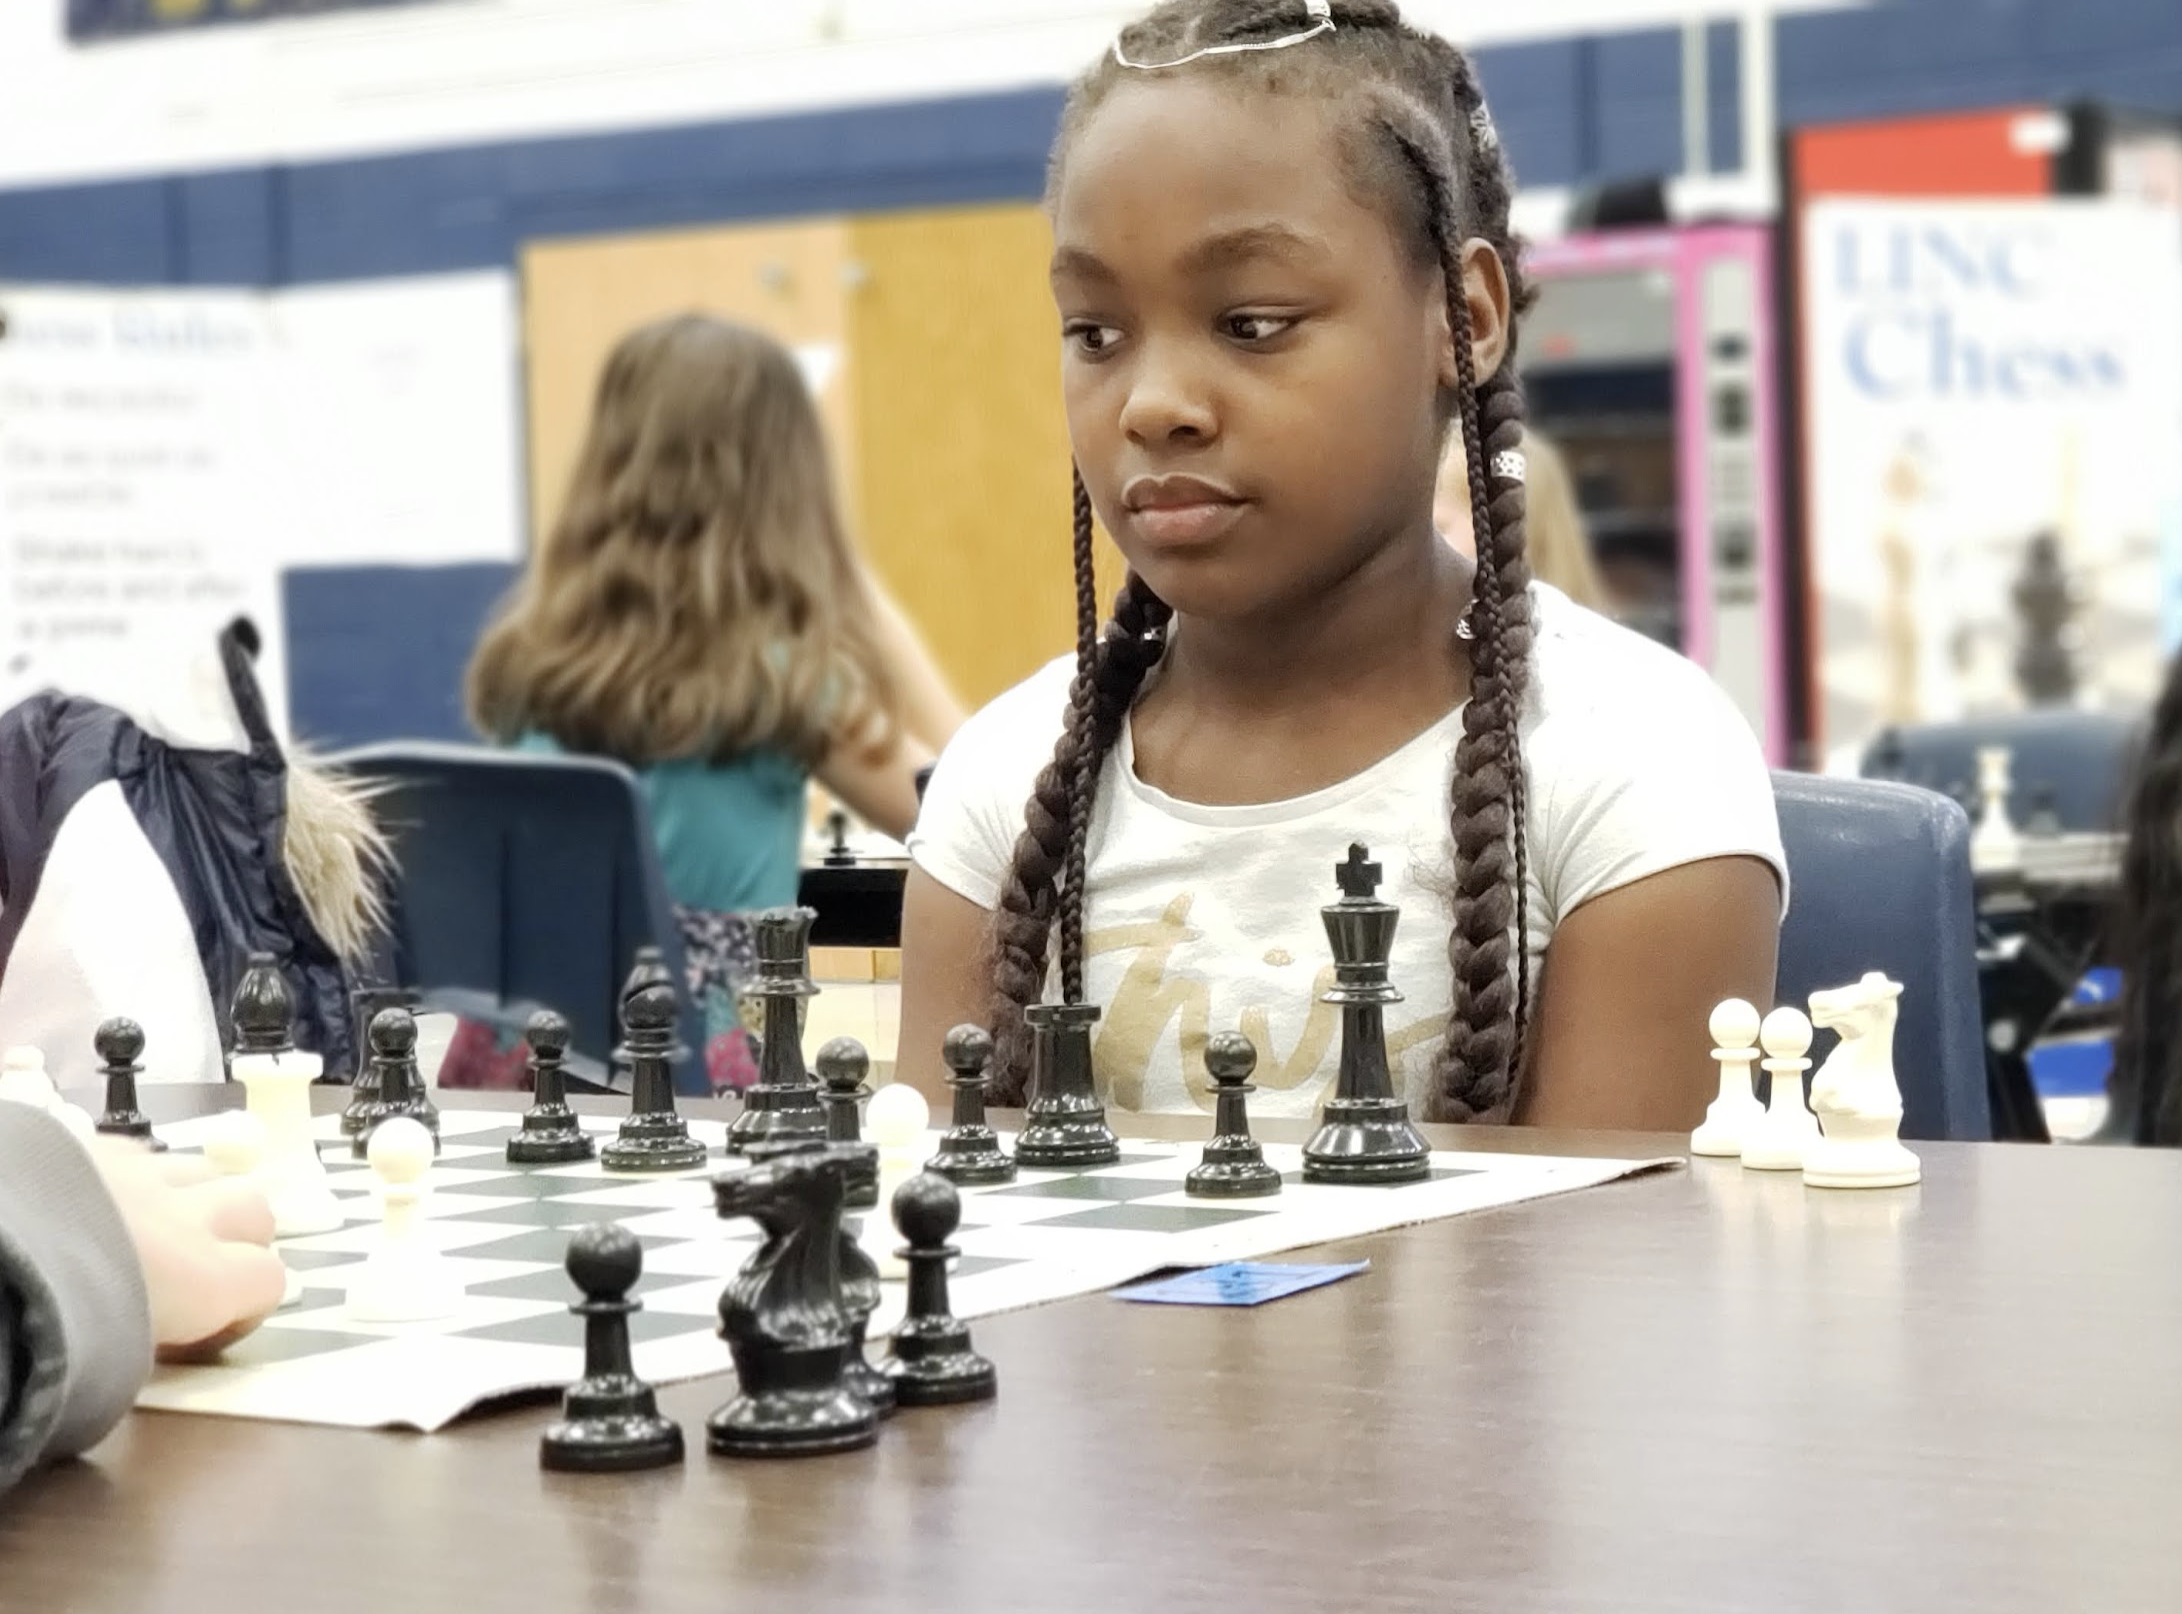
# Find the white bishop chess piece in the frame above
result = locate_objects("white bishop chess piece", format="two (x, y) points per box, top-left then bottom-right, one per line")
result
(1803, 973), (1922, 1190)
(1740, 1007), (1821, 1172)
(1691, 999), (1766, 1157)
(348, 1117), (462, 1323)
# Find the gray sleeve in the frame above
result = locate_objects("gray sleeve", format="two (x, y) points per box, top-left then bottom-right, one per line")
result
(0, 1104), (153, 1493)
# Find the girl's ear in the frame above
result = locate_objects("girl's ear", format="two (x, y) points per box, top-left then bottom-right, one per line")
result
(1456, 239), (1514, 385)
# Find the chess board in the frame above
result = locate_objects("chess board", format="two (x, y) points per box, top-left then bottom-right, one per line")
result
(139, 1109), (1671, 1433)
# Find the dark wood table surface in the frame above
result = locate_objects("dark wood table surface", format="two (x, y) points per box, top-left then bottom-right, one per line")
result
(5, 1091), (2179, 1614)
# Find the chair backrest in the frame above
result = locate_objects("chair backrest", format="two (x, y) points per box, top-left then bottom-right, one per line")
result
(1860, 709), (2144, 832)
(334, 743), (703, 1091)
(1772, 771), (1991, 1141)
(284, 563), (518, 750)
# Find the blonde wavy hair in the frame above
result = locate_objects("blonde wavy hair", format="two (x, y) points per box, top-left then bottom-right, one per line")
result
(469, 315), (893, 766)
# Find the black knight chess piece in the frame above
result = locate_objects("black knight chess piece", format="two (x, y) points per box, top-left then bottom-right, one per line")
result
(92, 1017), (164, 1151)
(881, 1172), (997, 1406)
(723, 908), (827, 1156)
(349, 1008), (442, 1158)
(342, 985), (418, 1136)
(817, 1039), (877, 1207)
(740, 1135), (895, 1415)
(1012, 1003), (1120, 1168)
(601, 984), (707, 1173)
(508, 1010), (597, 1165)
(927, 1024), (1016, 1186)
(1186, 1031), (1279, 1198)
(539, 1223), (685, 1473)
(1302, 845), (1431, 1184)
(708, 1145), (881, 1458)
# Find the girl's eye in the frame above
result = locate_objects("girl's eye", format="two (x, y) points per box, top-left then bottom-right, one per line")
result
(1064, 321), (1124, 355)
(1224, 313), (1295, 344)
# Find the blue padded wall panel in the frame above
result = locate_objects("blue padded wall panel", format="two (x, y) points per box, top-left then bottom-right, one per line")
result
(1473, 39), (1588, 189)
(173, 169), (278, 284)
(0, 177), (174, 282)
(284, 562), (517, 749)
(1593, 29), (1684, 184)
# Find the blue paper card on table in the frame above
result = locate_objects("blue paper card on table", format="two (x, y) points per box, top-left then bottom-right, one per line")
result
(1112, 1261), (1370, 1307)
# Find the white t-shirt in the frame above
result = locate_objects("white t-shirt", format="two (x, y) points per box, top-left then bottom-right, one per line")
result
(909, 585), (1787, 1118)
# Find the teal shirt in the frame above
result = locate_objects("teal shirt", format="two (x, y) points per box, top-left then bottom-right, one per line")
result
(517, 735), (807, 914)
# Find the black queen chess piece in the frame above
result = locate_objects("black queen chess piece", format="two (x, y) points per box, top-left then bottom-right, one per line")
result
(1301, 845), (1431, 1184)
(927, 1024), (1017, 1186)
(508, 1010), (598, 1166)
(539, 1223), (685, 1473)
(1186, 1031), (1279, 1198)
(880, 1172), (997, 1406)
(708, 1144), (881, 1458)
(601, 984), (708, 1173)
(93, 1017), (164, 1151)
(1012, 1003), (1121, 1168)
(723, 908), (827, 1156)
(349, 1008), (442, 1158)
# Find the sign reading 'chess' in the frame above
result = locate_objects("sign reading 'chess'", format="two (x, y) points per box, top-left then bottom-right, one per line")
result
(68, 0), (446, 44)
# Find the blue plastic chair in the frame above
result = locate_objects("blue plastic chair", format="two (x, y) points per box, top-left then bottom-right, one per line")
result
(284, 563), (518, 750)
(1859, 710), (2143, 832)
(335, 743), (705, 1094)
(1772, 772), (1992, 1142)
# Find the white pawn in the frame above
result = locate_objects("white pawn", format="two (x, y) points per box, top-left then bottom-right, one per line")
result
(202, 1110), (304, 1309)
(1740, 1007), (1821, 1172)
(1691, 999), (1766, 1157)
(858, 1083), (931, 1282)
(348, 1117), (462, 1323)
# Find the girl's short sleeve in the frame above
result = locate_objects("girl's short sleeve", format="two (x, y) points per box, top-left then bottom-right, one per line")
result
(906, 659), (1074, 911)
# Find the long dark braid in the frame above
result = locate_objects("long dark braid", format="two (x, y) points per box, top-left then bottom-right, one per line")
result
(991, 0), (1537, 1115)
(2109, 652), (2182, 1145)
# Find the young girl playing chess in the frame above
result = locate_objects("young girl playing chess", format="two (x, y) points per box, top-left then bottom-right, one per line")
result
(901, 0), (1786, 1130)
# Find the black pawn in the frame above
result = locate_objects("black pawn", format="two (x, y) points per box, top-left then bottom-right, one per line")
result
(509, 1011), (597, 1165)
(601, 984), (707, 1172)
(1187, 1032), (1280, 1198)
(92, 1017), (163, 1151)
(341, 985), (416, 1137)
(231, 951), (293, 1059)
(540, 1224), (684, 1473)
(817, 1039), (877, 1207)
(1014, 1002), (1120, 1168)
(927, 1025), (1016, 1186)
(881, 1173), (996, 1407)
(350, 1008), (441, 1159)
(823, 808), (855, 868)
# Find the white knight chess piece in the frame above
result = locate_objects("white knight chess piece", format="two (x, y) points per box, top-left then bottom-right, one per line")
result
(1803, 973), (1922, 1190)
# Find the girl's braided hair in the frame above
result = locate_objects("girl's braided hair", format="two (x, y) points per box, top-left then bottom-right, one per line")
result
(983, 0), (1540, 1123)
(2110, 652), (2182, 1145)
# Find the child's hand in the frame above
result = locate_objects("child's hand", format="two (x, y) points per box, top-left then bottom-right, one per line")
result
(88, 1140), (288, 1352)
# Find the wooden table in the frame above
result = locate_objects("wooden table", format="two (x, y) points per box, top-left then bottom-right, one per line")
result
(7, 1097), (2180, 1614)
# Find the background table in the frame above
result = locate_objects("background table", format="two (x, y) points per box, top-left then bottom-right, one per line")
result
(6, 1098), (2178, 1614)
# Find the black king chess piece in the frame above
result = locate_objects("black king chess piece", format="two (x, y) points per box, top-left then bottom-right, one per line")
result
(723, 907), (827, 1155)
(1013, 1003), (1120, 1168)
(350, 1008), (442, 1158)
(1301, 845), (1431, 1185)
(539, 1223), (685, 1472)
(93, 1017), (164, 1151)
(601, 984), (708, 1172)
(709, 1144), (882, 1458)
(927, 1024), (1016, 1185)
(817, 1038), (877, 1207)
(881, 1172), (997, 1406)
(341, 985), (417, 1136)
(1186, 1031), (1279, 1198)
(508, 1010), (597, 1165)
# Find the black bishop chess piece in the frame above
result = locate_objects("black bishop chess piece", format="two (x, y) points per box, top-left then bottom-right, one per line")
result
(723, 907), (827, 1156)
(92, 1017), (164, 1151)
(342, 985), (417, 1137)
(927, 1024), (1016, 1186)
(1013, 1003), (1120, 1168)
(1186, 1031), (1279, 1198)
(817, 1038), (877, 1208)
(1302, 845), (1431, 1185)
(350, 1008), (442, 1158)
(709, 1144), (881, 1458)
(508, 1010), (597, 1165)
(880, 1172), (996, 1406)
(230, 951), (293, 1066)
(601, 984), (707, 1173)
(611, 948), (687, 1089)
(539, 1223), (685, 1473)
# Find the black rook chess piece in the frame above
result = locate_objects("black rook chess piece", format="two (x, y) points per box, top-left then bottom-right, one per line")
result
(350, 1008), (441, 1158)
(539, 1223), (685, 1473)
(342, 985), (417, 1136)
(1301, 845), (1431, 1184)
(230, 952), (293, 1061)
(1012, 1003), (1120, 1168)
(1186, 1031), (1279, 1198)
(723, 908), (827, 1156)
(508, 1010), (597, 1165)
(927, 1025), (1016, 1186)
(817, 1039), (877, 1207)
(880, 1172), (996, 1406)
(600, 984), (708, 1172)
(92, 1017), (163, 1151)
